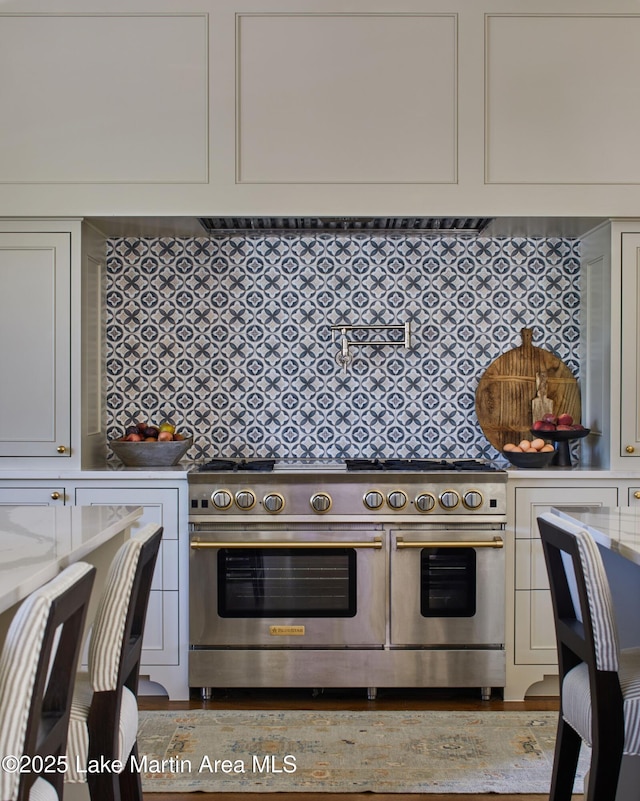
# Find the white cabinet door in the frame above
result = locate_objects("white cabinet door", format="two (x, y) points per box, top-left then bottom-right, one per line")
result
(620, 233), (640, 458)
(0, 233), (71, 458)
(514, 485), (619, 665)
(74, 486), (180, 666)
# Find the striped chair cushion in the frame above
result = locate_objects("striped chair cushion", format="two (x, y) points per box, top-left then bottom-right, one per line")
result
(0, 563), (94, 801)
(572, 525), (620, 672)
(88, 538), (143, 693)
(66, 679), (138, 783)
(563, 646), (640, 754)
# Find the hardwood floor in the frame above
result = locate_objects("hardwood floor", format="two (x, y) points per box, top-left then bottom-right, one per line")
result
(138, 687), (579, 800)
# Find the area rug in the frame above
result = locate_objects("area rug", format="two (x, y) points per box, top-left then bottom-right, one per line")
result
(136, 709), (590, 793)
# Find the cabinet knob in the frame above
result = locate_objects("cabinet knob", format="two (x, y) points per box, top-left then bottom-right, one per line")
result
(57, 445), (67, 454)
(50, 492), (61, 500)
(635, 492), (640, 500)
(627, 445), (636, 454)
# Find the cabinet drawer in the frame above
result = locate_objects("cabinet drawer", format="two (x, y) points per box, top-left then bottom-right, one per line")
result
(514, 487), (619, 539)
(74, 487), (179, 539)
(0, 487), (66, 505)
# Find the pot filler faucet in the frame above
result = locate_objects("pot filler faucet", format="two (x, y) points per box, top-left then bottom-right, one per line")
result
(331, 322), (412, 372)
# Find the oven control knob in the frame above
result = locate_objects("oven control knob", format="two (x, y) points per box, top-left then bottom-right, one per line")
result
(415, 492), (436, 513)
(439, 490), (460, 510)
(363, 490), (384, 510)
(211, 489), (233, 510)
(263, 492), (285, 514)
(387, 490), (408, 510)
(235, 490), (256, 510)
(310, 492), (332, 513)
(462, 490), (483, 510)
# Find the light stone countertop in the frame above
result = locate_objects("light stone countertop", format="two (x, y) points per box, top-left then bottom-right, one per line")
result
(0, 505), (142, 613)
(553, 506), (640, 566)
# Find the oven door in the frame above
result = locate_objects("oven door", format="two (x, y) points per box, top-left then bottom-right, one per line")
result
(389, 528), (505, 647)
(190, 528), (386, 647)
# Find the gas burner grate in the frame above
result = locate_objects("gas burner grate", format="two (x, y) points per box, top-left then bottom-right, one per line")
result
(345, 458), (500, 472)
(198, 459), (276, 472)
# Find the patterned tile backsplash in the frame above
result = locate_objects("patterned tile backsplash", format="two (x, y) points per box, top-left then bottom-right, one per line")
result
(106, 235), (581, 461)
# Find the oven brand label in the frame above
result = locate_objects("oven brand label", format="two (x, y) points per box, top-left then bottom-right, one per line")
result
(269, 625), (305, 636)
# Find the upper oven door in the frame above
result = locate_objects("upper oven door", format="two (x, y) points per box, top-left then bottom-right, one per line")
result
(389, 528), (505, 647)
(190, 528), (386, 647)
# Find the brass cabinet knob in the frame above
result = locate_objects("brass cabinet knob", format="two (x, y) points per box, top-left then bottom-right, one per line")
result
(627, 445), (636, 454)
(50, 492), (61, 500)
(57, 445), (67, 454)
(635, 492), (640, 500)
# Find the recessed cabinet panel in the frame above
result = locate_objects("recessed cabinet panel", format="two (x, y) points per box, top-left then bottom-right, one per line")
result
(621, 234), (640, 457)
(0, 233), (70, 457)
(515, 591), (557, 666)
(0, 14), (208, 184)
(486, 14), (640, 184)
(236, 13), (457, 184)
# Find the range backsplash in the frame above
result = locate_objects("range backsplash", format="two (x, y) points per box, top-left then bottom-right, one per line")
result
(106, 235), (580, 461)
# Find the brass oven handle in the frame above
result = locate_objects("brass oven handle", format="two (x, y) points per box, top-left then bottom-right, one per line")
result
(191, 540), (383, 550)
(395, 537), (504, 549)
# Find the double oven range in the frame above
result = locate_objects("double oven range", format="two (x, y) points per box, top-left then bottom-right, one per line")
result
(188, 458), (507, 700)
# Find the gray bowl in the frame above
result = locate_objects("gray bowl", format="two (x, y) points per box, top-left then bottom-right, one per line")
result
(109, 436), (193, 467)
(502, 448), (555, 469)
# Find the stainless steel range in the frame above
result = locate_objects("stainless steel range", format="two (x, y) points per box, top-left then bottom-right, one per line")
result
(188, 458), (507, 700)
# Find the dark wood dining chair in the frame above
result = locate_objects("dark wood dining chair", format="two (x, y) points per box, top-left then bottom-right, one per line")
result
(65, 523), (162, 801)
(537, 511), (640, 801)
(0, 562), (96, 801)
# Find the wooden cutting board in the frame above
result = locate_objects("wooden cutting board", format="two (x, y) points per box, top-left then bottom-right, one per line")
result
(475, 328), (581, 452)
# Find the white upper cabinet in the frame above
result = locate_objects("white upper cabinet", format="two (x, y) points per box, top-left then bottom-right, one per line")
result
(0, 218), (106, 469)
(0, 231), (71, 458)
(4, 0), (640, 216)
(619, 231), (640, 459)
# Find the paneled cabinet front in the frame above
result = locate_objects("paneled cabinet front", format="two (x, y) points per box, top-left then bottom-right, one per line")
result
(513, 485), (619, 667)
(0, 232), (71, 458)
(74, 486), (180, 670)
(620, 233), (640, 459)
(0, 219), (106, 470)
(5, 1), (640, 216)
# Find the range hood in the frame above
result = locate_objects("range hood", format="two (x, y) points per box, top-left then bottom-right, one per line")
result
(197, 216), (494, 237)
(87, 216), (604, 239)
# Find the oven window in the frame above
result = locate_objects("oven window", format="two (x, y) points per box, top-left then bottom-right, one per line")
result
(420, 548), (476, 617)
(218, 548), (357, 617)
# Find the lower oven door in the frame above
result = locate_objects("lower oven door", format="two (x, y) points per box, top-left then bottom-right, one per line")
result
(389, 528), (505, 647)
(190, 528), (386, 647)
